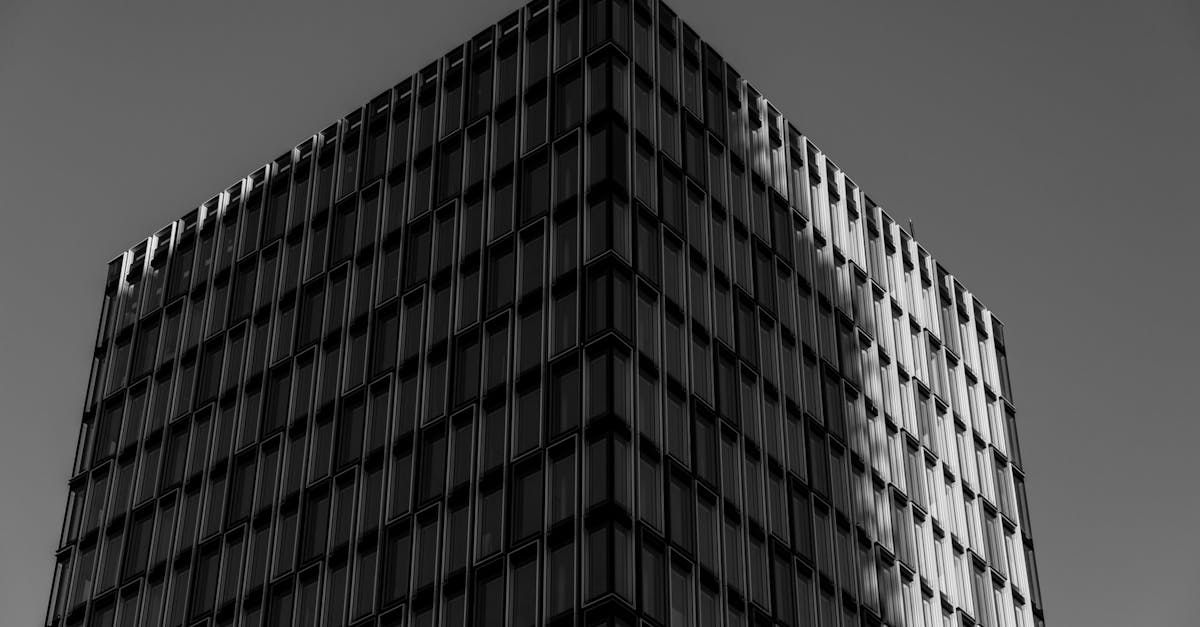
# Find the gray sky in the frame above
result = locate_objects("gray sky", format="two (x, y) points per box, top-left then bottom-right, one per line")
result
(1, 1), (1197, 625)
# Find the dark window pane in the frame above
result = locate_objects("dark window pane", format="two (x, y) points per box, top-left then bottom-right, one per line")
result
(510, 464), (543, 541)
(437, 138), (464, 202)
(555, 66), (583, 134)
(550, 359), (580, 436)
(521, 154), (550, 224)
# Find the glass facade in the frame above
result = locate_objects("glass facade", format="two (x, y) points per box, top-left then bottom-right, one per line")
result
(45, 1), (1044, 626)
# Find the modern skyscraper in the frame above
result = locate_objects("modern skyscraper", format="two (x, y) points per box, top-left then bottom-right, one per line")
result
(45, 1), (1045, 626)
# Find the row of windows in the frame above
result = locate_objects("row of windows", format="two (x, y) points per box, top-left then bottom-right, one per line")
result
(59, 512), (1035, 627)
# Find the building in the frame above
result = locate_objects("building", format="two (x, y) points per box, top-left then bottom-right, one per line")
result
(44, 1), (1045, 626)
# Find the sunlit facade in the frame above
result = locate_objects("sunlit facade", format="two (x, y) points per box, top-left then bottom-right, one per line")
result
(45, 1), (1044, 626)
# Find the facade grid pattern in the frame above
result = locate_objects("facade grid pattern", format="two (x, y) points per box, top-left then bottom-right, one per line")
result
(45, 1), (1045, 626)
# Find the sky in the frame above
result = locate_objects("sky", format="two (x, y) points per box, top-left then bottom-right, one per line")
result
(1, 1), (1197, 625)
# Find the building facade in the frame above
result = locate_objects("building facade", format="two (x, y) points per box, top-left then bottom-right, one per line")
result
(45, 1), (1045, 626)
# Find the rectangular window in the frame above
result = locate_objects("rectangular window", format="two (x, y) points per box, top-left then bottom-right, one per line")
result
(523, 87), (549, 150)
(666, 391), (689, 465)
(458, 264), (481, 330)
(511, 557), (539, 627)
(510, 463), (543, 542)
(637, 368), (660, 445)
(550, 358), (581, 436)
(521, 154), (550, 224)
(547, 541), (575, 618)
(553, 211), (578, 279)
(513, 386), (541, 457)
(669, 474), (694, 552)
(437, 137), (463, 202)
(641, 542), (665, 622)
(487, 240), (515, 313)
(555, 66), (583, 134)
(479, 406), (506, 475)
(549, 444), (576, 525)
(418, 429), (446, 504)
(551, 288), (577, 355)
(670, 561), (694, 627)
(477, 484), (503, 559)
(639, 452), (662, 529)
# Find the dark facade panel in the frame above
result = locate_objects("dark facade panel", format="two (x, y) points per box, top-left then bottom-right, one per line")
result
(46, 1), (1043, 626)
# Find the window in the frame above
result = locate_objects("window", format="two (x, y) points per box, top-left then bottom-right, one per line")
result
(301, 487), (330, 562)
(639, 453), (662, 529)
(523, 87), (548, 150)
(553, 136), (580, 209)
(415, 513), (440, 590)
(431, 210), (458, 281)
(484, 316), (509, 393)
(323, 561), (349, 627)
(189, 544), (219, 619)
(486, 240), (515, 312)
(521, 154), (550, 224)
(553, 211), (578, 279)
(464, 123), (489, 193)
(684, 120), (704, 182)
(550, 358), (580, 436)
(453, 334), (480, 406)
(437, 137), (463, 201)
(669, 474), (694, 552)
(511, 557), (539, 627)
(664, 314), (685, 384)
(585, 524), (609, 600)
(547, 541), (575, 617)
(388, 448), (413, 518)
(549, 445), (576, 525)
(633, 76), (655, 143)
(272, 506), (298, 578)
(660, 100), (680, 163)
(510, 463), (543, 541)
(641, 542), (665, 622)
(586, 52), (629, 121)
(458, 265), (481, 330)
(526, 21), (549, 87)
(121, 509), (153, 579)
(444, 502), (470, 576)
(422, 343), (447, 419)
(585, 124), (628, 197)
(443, 69), (464, 137)
(493, 114), (517, 176)
(441, 416), (472, 492)
(694, 411), (717, 486)
(551, 289), (577, 355)
(477, 485), (503, 558)
(496, 28), (519, 105)
(557, 3), (580, 66)
(404, 221), (432, 289)
(637, 368), (660, 445)
(513, 387), (541, 457)
(336, 389), (362, 468)
(418, 429), (446, 503)
(584, 265), (632, 339)
(666, 392), (689, 465)
(371, 305), (399, 377)
(479, 406), (506, 475)
(670, 561), (694, 627)
(332, 199), (360, 265)
(635, 214), (660, 286)
(469, 48), (493, 120)
(555, 65), (583, 134)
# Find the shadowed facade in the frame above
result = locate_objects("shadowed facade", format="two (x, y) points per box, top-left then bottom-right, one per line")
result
(44, 1), (1044, 626)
